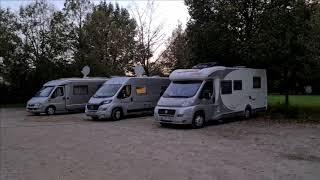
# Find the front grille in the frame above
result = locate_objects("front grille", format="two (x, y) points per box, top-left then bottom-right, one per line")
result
(28, 104), (35, 107)
(87, 104), (100, 111)
(158, 109), (176, 116)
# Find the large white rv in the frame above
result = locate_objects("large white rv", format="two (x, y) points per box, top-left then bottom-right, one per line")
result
(154, 65), (267, 128)
(85, 77), (170, 120)
(26, 78), (108, 115)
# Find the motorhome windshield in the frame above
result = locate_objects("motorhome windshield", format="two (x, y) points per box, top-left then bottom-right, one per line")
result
(35, 86), (54, 97)
(93, 84), (122, 98)
(163, 81), (202, 98)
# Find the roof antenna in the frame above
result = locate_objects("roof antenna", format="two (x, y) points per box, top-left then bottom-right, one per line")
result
(81, 66), (90, 78)
(134, 64), (145, 77)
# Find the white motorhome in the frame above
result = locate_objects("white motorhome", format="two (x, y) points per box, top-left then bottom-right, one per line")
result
(154, 65), (267, 128)
(26, 78), (108, 115)
(85, 77), (170, 120)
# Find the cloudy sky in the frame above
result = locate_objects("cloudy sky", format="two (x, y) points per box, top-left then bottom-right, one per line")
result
(0, 0), (190, 59)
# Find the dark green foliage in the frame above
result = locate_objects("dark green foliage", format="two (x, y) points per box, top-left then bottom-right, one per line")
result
(0, 0), (141, 104)
(180, 0), (320, 105)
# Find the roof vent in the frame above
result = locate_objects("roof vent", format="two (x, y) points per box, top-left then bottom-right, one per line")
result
(192, 62), (218, 69)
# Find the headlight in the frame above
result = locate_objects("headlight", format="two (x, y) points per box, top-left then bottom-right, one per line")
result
(181, 100), (193, 107)
(101, 100), (112, 105)
(34, 103), (42, 107)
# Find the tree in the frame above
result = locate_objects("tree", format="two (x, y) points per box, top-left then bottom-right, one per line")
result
(131, 0), (165, 76)
(255, 0), (320, 106)
(161, 23), (190, 73)
(184, 0), (320, 107)
(0, 9), (26, 103)
(63, 0), (92, 73)
(83, 2), (137, 76)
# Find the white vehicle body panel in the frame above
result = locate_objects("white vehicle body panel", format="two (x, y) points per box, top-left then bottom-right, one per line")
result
(154, 66), (267, 124)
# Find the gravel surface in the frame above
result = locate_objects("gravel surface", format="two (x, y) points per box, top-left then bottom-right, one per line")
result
(1, 108), (320, 180)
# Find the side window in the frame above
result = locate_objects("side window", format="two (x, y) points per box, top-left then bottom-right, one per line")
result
(73, 85), (88, 95)
(136, 86), (147, 95)
(52, 87), (64, 98)
(221, 80), (232, 94)
(160, 86), (168, 96)
(233, 80), (242, 91)
(199, 81), (213, 99)
(253, 77), (261, 89)
(118, 85), (131, 99)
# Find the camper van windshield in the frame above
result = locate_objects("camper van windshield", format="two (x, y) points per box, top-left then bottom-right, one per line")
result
(35, 86), (54, 97)
(163, 81), (202, 98)
(93, 84), (122, 98)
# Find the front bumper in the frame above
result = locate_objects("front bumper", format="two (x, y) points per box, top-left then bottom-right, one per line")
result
(154, 106), (195, 125)
(26, 106), (45, 113)
(85, 105), (111, 119)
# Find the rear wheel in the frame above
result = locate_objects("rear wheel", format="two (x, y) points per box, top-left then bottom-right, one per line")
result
(46, 106), (56, 115)
(192, 112), (205, 128)
(111, 108), (122, 121)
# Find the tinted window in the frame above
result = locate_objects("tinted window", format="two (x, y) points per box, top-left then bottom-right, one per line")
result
(93, 84), (122, 98)
(199, 81), (213, 99)
(73, 85), (88, 95)
(136, 86), (147, 95)
(52, 87), (64, 98)
(221, 80), (232, 94)
(35, 86), (54, 97)
(118, 85), (131, 99)
(253, 77), (261, 88)
(233, 80), (242, 90)
(163, 81), (202, 98)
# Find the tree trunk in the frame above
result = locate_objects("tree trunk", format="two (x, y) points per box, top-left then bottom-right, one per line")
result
(284, 69), (290, 108)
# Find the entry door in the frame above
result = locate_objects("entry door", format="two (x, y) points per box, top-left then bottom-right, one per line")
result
(49, 86), (66, 111)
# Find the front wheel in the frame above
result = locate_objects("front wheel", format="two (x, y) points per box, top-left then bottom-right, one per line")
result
(244, 107), (251, 119)
(111, 108), (122, 121)
(46, 106), (56, 115)
(192, 112), (205, 129)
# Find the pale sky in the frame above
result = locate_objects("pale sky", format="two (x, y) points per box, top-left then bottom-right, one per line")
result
(0, 0), (190, 60)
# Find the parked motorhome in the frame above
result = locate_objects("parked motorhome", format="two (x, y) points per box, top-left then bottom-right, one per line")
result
(85, 77), (170, 120)
(154, 65), (267, 128)
(26, 78), (108, 115)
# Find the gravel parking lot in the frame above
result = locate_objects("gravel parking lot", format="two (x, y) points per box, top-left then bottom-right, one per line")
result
(1, 108), (320, 180)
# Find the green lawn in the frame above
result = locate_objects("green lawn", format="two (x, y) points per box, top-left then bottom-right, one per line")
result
(268, 95), (320, 118)
(268, 95), (320, 108)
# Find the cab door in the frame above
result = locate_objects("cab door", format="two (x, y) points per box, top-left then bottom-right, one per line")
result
(117, 85), (132, 112)
(49, 86), (66, 111)
(198, 80), (215, 121)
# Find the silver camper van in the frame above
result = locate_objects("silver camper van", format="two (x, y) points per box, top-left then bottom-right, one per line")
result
(154, 65), (267, 128)
(26, 78), (108, 115)
(85, 77), (170, 120)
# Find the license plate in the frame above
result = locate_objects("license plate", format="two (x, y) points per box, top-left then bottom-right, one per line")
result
(160, 116), (172, 121)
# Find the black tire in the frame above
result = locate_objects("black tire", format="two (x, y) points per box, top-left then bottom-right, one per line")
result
(244, 107), (251, 119)
(192, 112), (205, 129)
(46, 106), (56, 115)
(111, 108), (123, 121)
